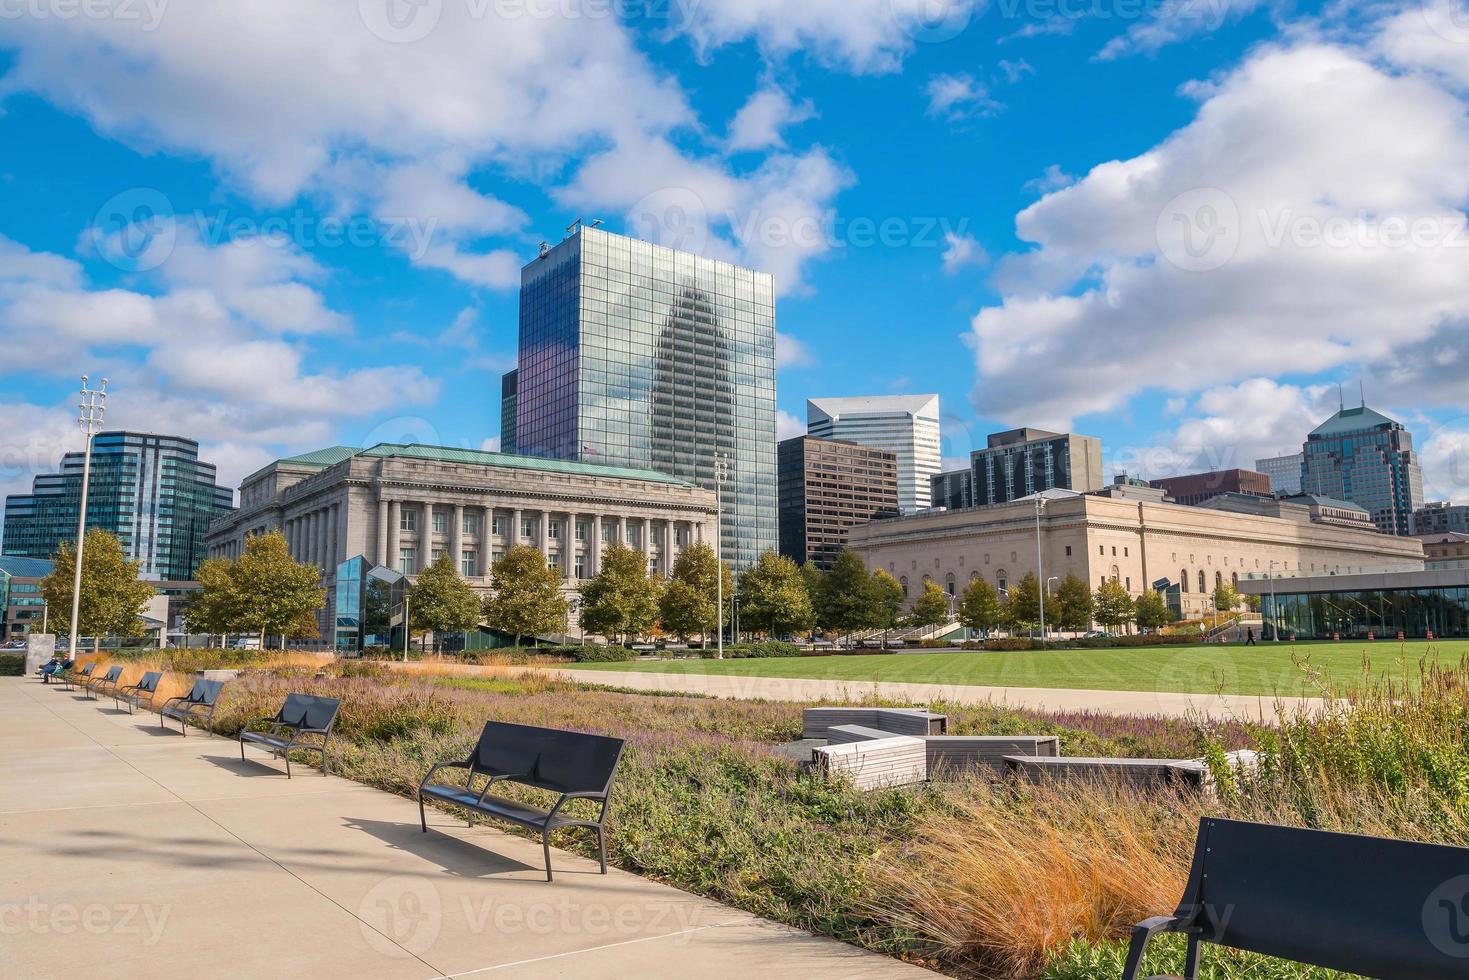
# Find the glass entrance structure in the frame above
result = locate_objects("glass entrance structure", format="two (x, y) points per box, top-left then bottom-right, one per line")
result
(1243, 569), (1469, 639)
(334, 556), (407, 655)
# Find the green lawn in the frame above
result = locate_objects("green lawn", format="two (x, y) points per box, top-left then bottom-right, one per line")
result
(568, 639), (1469, 697)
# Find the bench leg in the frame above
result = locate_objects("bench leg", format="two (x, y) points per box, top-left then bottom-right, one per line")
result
(542, 829), (554, 883)
(284, 752), (292, 779)
(597, 826), (607, 874)
(418, 795), (427, 833)
(1184, 933), (1201, 980)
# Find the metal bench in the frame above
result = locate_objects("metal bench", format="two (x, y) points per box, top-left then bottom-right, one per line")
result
(60, 662), (93, 692)
(1124, 817), (1469, 979)
(114, 671), (162, 714)
(83, 665), (124, 701)
(238, 693), (341, 777)
(159, 678), (225, 736)
(418, 720), (626, 882)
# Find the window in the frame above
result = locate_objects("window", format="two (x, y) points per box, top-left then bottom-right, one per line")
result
(946, 573), (956, 596)
(431, 511), (447, 534)
(899, 576), (909, 595)
(1126, 577), (1131, 590)
(521, 518), (534, 539)
(492, 515), (505, 537)
(575, 520), (587, 541)
(400, 510), (417, 532)
(575, 555), (587, 579)
(1111, 546), (1117, 556)
(1198, 569), (1207, 593)
(1182, 569), (1190, 593)
(492, 550), (505, 565)
(674, 525), (687, 546)
(461, 552), (477, 577)
(548, 520), (561, 540)
(1124, 547), (1129, 558)
(1065, 546), (1072, 557)
(602, 523), (614, 544)
(548, 553), (561, 569)
(648, 557), (658, 575)
(463, 514), (479, 536)
(399, 548), (416, 576)
(431, 548), (444, 562)
(1099, 545), (1105, 556)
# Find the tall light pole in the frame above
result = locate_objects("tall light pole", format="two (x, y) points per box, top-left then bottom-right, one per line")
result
(1034, 494), (1048, 642)
(713, 453), (728, 660)
(1268, 560), (1280, 642)
(68, 376), (107, 659)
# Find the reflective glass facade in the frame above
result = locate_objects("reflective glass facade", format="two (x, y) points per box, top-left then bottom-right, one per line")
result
(1263, 585), (1469, 640)
(516, 227), (777, 567)
(334, 556), (407, 654)
(3, 431), (234, 580)
(1301, 406), (1423, 536)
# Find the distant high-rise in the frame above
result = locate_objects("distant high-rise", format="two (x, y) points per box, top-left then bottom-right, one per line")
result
(969, 428), (1103, 507)
(514, 226), (776, 567)
(1416, 502), (1469, 536)
(1150, 469), (1272, 507)
(806, 394), (940, 515)
(1301, 405), (1423, 536)
(500, 369), (518, 455)
(930, 467), (974, 511)
(3, 432), (234, 580)
(1255, 452), (1304, 495)
(778, 436), (899, 570)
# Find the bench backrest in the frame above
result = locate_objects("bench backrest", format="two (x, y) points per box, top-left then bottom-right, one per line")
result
(78, 663), (95, 677)
(134, 671), (162, 693)
(1179, 818), (1469, 978)
(473, 721), (625, 796)
(188, 678), (225, 706)
(100, 665), (123, 683)
(276, 693), (341, 732)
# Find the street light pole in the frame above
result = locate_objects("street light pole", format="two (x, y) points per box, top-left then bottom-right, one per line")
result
(1034, 495), (1048, 642)
(1268, 561), (1279, 642)
(68, 376), (107, 659)
(713, 453), (728, 660)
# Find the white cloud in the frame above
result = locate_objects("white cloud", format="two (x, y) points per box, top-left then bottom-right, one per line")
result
(776, 331), (814, 369)
(726, 86), (816, 153)
(925, 73), (1003, 121)
(1097, 0), (1269, 60)
(1023, 164), (1076, 195)
(777, 410), (807, 440)
(997, 59), (1035, 84)
(942, 231), (989, 274)
(480, 436), (503, 453)
(969, 40), (1469, 428)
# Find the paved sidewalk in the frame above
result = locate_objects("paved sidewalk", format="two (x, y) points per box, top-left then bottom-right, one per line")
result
(0, 677), (925, 979)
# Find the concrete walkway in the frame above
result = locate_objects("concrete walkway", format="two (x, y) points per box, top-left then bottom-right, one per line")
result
(0, 677), (925, 979)
(546, 668), (1328, 722)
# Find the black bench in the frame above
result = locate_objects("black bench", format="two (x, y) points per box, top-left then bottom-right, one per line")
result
(1124, 817), (1469, 979)
(61, 662), (93, 692)
(114, 671), (163, 714)
(238, 693), (341, 777)
(83, 665), (124, 701)
(159, 678), (225, 736)
(418, 721), (626, 882)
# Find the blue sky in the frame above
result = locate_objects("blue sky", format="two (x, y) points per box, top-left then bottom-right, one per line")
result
(3, 0), (1469, 505)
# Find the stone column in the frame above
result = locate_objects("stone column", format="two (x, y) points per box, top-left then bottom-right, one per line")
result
(641, 517), (652, 572)
(480, 506), (493, 573)
(387, 499), (401, 571)
(452, 504), (465, 575)
(538, 509), (550, 562)
(511, 508), (523, 553)
(562, 513), (574, 582)
(618, 515), (628, 550)
(377, 498), (390, 567)
(590, 515), (602, 577)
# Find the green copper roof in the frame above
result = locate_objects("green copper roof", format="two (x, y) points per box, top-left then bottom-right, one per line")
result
(270, 443), (697, 487)
(278, 446), (360, 469)
(1309, 406), (1398, 438)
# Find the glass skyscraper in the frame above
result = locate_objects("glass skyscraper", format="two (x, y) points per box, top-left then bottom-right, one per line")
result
(1301, 405), (1423, 536)
(2, 431), (234, 580)
(515, 226), (777, 567)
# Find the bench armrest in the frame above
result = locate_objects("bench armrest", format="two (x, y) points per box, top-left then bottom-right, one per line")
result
(159, 695), (187, 710)
(239, 715), (282, 736)
(1121, 916), (1182, 980)
(546, 790), (610, 823)
(418, 759), (474, 793)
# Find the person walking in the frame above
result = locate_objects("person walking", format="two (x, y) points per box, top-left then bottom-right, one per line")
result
(1245, 627), (1256, 646)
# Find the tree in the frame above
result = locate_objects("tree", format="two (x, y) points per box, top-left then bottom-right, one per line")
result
(230, 531), (327, 648)
(959, 576), (1006, 635)
(483, 545), (568, 648)
(1213, 580), (1241, 614)
(657, 543), (731, 645)
(185, 556), (243, 642)
(1053, 574), (1095, 633)
(1094, 579), (1136, 634)
(409, 553), (482, 652)
(1134, 590), (1175, 632)
(816, 548), (882, 637)
(909, 580), (951, 628)
(579, 544), (661, 644)
(870, 569), (905, 638)
(40, 529), (154, 639)
(1007, 572), (1042, 633)
(1242, 592), (1261, 613)
(737, 550), (815, 638)
(801, 563), (827, 622)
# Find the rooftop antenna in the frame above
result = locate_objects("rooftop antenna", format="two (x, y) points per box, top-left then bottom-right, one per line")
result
(537, 241), (550, 258)
(566, 218), (582, 237)
(588, 218), (603, 229)
(1338, 383), (1345, 412)
(1359, 379), (1366, 409)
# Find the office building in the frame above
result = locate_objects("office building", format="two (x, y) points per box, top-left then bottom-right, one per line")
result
(205, 443), (718, 646)
(778, 436), (899, 570)
(3, 432), (234, 581)
(500, 369), (518, 455)
(930, 468), (974, 512)
(1420, 531), (1469, 570)
(1415, 502), (1469, 536)
(1255, 452), (1305, 495)
(1239, 568), (1469, 640)
(0, 556), (50, 641)
(1150, 469), (1272, 507)
(513, 225), (776, 567)
(806, 395), (940, 515)
(847, 483), (1424, 618)
(1301, 405), (1423, 536)
(969, 428), (1104, 508)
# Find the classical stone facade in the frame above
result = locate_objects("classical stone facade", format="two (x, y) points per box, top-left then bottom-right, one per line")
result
(206, 444), (719, 638)
(847, 485), (1426, 620)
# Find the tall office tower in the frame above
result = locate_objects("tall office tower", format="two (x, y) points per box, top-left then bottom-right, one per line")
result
(1255, 452), (1305, 495)
(1416, 502), (1469, 535)
(3, 431), (234, 580)
(969, 428), (1104, 507)
(806, 395), (940, 515)
(778, 436), (899, 571)
(514, 226), (777, 567)
(930, 468), (973, 511)
(500, 369), (518, 455)
(1301, 405), (1424, 536)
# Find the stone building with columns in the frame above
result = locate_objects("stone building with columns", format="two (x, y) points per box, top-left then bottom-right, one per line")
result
(847, 484), (1426, 622)
(205, 443), (718, 642)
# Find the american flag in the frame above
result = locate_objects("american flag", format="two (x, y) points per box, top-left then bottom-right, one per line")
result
(582, 445), (600, 456)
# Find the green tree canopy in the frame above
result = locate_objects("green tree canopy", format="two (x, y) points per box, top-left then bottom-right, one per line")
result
(958, 576), (1006, 634)
(230, 531), (328, 647)
(870, 569), (905, 633)
(579, 543), (661, 643)
(1053, 573), (1095, 633)
(1094, 579), (1136, 633)
(801, 563), (827, 615)
(738, 549), (815, 638)
(657, 542), (731, 643)
(1007, 572), (1043, 632)
(41, 529), (154, 640)
(1133, 590), (1175, 632)
(184, 556), (243, 638)
(483, 545), (568, 647)
(909, 580), (951, 628)
(817, 548), (883, 636)
(410, 553), (483, 650)
(1213, 580), (1241, 614)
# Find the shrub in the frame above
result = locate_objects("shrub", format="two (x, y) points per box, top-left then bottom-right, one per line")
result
(713, 640), (802, 660)
(566, 644), (636, 663)
(0, 653), (24, 676)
